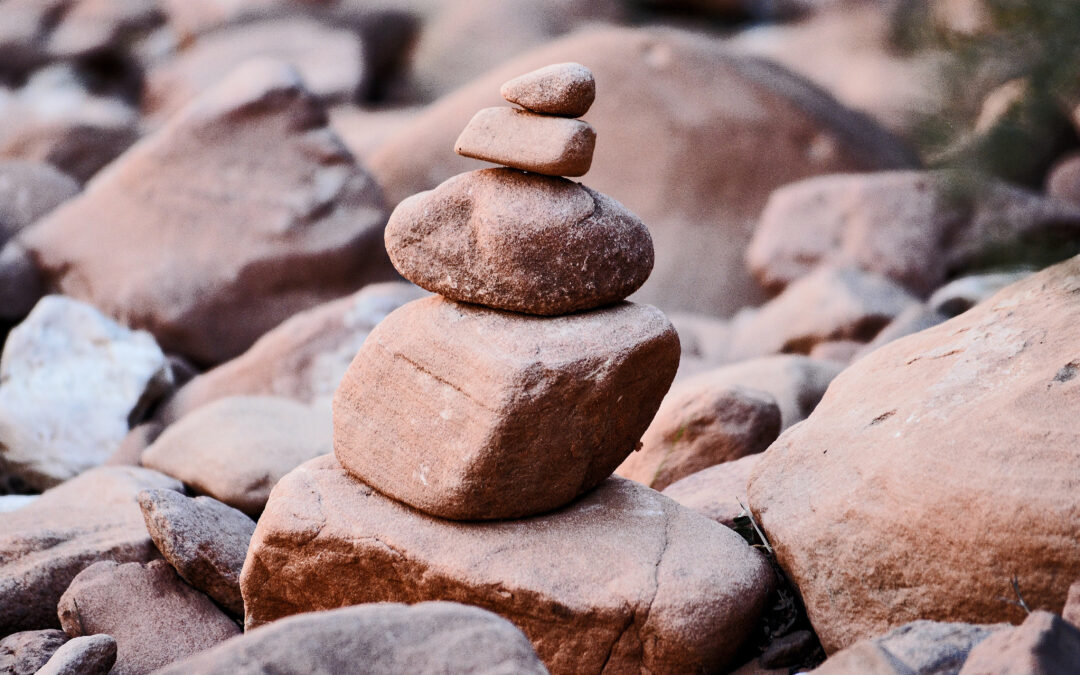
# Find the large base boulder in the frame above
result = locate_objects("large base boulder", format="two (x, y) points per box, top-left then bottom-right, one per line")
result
(241, 455), (774, 675)
(748, 255), (1080, 653)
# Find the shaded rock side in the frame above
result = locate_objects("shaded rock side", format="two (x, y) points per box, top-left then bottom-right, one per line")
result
(0, 466), (182, 634)
(385, 168), (652, 315)
(241, 455), (775, 675)
(333, 296), (680, 520)
(748, 255), (1080, 652)
(157, 602), (548, 674)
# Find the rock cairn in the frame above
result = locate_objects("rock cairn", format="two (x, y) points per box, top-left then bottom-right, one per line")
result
(335, 61), (676, 520)
(244, 63), (775, 675)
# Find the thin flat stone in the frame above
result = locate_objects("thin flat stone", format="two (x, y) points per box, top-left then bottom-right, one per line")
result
(454, 107), (595, 177)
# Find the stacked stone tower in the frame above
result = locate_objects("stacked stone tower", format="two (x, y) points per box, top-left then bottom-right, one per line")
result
(242, 63), (775, 675)
(334, 62), (680, 520)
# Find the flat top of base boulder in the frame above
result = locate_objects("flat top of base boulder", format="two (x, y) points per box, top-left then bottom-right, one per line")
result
(500, 62), (596, 117)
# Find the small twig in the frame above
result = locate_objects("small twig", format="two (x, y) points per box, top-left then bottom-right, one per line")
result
(998, 576), (1031, 614)
(736, 497), (773, 556)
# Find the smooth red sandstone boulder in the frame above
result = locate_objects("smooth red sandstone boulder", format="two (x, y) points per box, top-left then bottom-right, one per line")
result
(661, 453), (761, 528)
(157, 282), (425, 423)
(158, 603), (548, 674)
(241, 455), (775, 675)
(20, 60), (393, 365)
(58, 560), (240, 675)
(0, 466), (182, 635)
(748, 171), (1080, 296)
(334, 296), (679, 520)
(385, 168), (652, 315)
(501, 62), (595, 117)
(369, 26), (917, 318)
(617, 382), (779, 490)
(748, 256), (1080, 652)
(454, 108), (595, 177)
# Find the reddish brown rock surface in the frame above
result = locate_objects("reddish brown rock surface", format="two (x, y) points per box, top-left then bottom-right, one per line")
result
(0, 466), (182, 634)
(748, 171), (1080, 296)
(501, 62), (596, 116)
(20, 59), (393, 365)
(454, 107), (595, 176)
(333, 296), (679, 520)
(958, 611), (1080, 674)
(748, 256), (1080, 652)
(158, 602), (547, 674)
(661, 453), (761, 528)
(143, 396), (332, 516)
(369, 26), (917, 318)
(58, 559), (240, 675)
(241, 455), (775, 674)
(617, 382), (779, 490)
(385, 168), (652, 315)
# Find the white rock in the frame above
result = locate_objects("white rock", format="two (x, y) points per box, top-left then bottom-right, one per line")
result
(0, 296), (172, 490)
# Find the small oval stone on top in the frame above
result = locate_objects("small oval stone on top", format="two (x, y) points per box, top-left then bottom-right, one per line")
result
(500, 62), (596, 117)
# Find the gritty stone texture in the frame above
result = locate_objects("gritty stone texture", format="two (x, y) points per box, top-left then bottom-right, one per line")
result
(143, 396), (332, 516)
(0, 466), (182, 634)
(242, 455), (775, 674)
(0, 295), (172, 491)
(333, 296), (680, 520)
(959, 611), (1080, 675)
(158, 602), (548, 675)
(455, 107), (595, 177)
(661, 453), (761, 528)
(21, 59), (392, 365)
(58, 560), (240, 675)
(617, 383), (779, 490)
(36, 634), (117, 675)
(813, 620), (1006, 674)
(0, 629), (68, 675)
(138, 488), (256, 616)
(747, 255), (1080, 652)
(500, 62), (596, 116)
(385, 168), (652, 315)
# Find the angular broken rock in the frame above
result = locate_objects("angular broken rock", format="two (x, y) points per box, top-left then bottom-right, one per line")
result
(617, 382), (779, 491)
(20, 59), (393, 365)
(0, 466), (182, 634)
(156, 282), (426, 422)
(36, 634), (117, 675)
(0, 295), (172, 491)
(158, 602), (548, 675)
(385, 168), (652, 315)
(500, 62), (596, 117)
(241, 455), (775, 674)
(747, 256), (1080, 652)
(142, 396), (332, 516)
(455, 107), (595, 176)
(0, 629), (68, 675)
(958, 611), (1080, 675)
(333, 296), (680, 520)
(661, 453), (762, 529)
(138, 489), (256, 616)
(58, 560), (240, 675)
(748, 170), (1080, 296)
